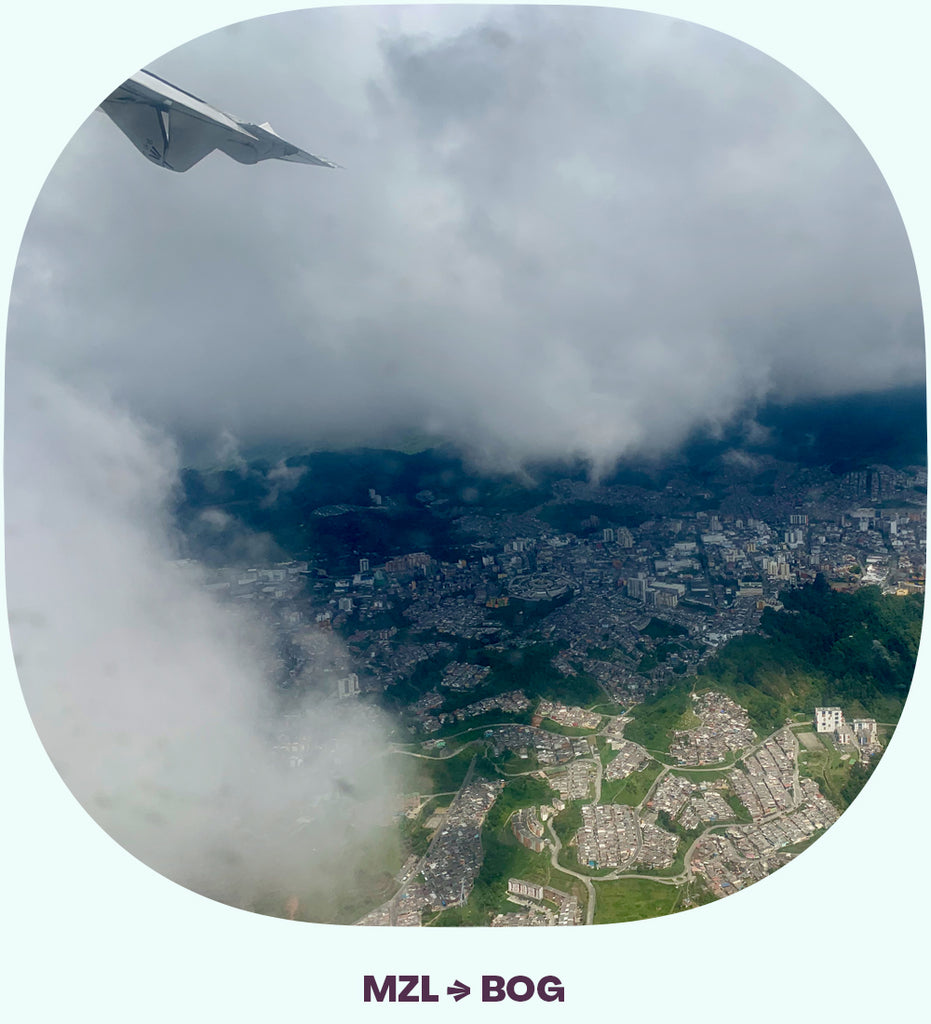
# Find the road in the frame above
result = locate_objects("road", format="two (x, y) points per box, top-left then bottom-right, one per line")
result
(382, 712), (812, 926)
(373, 753), (479, 925)
(541, 722), (813, 917)
(545, 819), (597, 925)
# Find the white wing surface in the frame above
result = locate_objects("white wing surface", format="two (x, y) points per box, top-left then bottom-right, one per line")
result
(99, 70), (339, 172)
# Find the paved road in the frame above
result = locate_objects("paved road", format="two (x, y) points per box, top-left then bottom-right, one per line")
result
(546, 723), (812, 900)
(545, 819), (597, 925)
(385, 714), (817, 925)
(373, 753), (478, 925)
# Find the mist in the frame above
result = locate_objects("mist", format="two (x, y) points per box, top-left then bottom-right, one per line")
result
(5, 366), (400, 918)
(6, 6), (923, 477)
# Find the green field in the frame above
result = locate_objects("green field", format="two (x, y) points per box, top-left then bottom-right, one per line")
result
(593, 878), (683, 924)
(597, 737), (615, 766)
(601, 762), (665, 805)
(723, 792), (752, 823)
(674, 707), (703, 731)
(483, 775), (553, 831)
(797, 745), (872, 811)
(624, 685), (691, 752)
(390, 746), (477, 795)
(551, 801), (584, 846)
(538, 719), (602, 737)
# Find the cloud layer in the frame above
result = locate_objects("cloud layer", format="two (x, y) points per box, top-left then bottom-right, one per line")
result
(6, 367), (398, 915)
(7, 6), (923, 474)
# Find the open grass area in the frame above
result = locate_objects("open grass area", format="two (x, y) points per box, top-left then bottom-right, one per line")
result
(551, 801), (584, 845)
(723, 792), (753, 823)
(797, 746), (855, 809)
(485, 830), (582, 896)
(538, 719), (601, 737)
(593, 877), (683, 924)
(601, 761), (665, 806)
(782, 829), (827, 856)
(484, 775), (553, 832)
(390, 746), (477, 795)
(624, 684), (690, 753)
(415, 794), (443, 820)
(589, 702), (625, 715)
(398, 813), (432, 858)
(597, 737), (615, 766)
(493, 750), (542, 775)
(674, 708), (703, 731)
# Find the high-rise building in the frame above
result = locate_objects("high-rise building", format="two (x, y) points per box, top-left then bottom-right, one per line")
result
(336, 673), (360, 698)
(627, 575), (649, 602)
(853, 718), (877, 744)
(815, 707), (844, 733)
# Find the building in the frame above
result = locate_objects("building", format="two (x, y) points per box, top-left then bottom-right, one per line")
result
(651, 581), (685, 608)
(853, 718), (878, 744)
(337, 673), (360, 698)
(512, 808), (546, 853)
(385, 552), (433, 575)
(815, 707), (845, 733)
(508, 879), (543, 901)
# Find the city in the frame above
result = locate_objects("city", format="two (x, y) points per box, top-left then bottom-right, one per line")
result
(179, 449), (924, 925)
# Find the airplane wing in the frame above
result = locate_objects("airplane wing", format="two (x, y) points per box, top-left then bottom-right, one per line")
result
(99, 69), (339, 173)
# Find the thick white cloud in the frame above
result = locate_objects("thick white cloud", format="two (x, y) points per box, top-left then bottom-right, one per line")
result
(5, 366), (398, 913)
(6, 6), (922, 474)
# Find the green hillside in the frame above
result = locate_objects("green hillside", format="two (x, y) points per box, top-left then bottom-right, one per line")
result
(628, 580), (921, 744)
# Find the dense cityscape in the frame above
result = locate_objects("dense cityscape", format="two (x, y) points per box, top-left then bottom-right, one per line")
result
(180, 450), (925, 925)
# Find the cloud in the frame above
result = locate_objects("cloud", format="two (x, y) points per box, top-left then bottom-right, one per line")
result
(261, 459), (309, 507)
(5, 366), (399, 917)
(7, 7), (922, 476)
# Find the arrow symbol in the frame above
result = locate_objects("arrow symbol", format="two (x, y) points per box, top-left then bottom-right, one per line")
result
(447, 980), (470, 1002)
